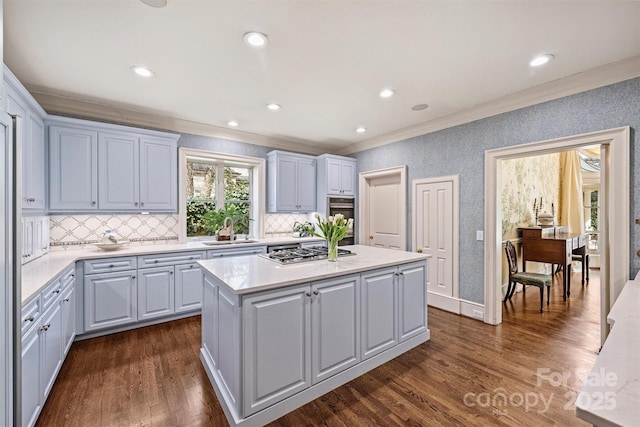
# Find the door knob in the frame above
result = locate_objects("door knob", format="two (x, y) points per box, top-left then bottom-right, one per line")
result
(417, 248), (423, 253)
(369, 235), (373, 240)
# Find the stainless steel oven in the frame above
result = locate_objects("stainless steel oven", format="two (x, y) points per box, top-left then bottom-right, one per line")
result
(327, 197), (355, 246)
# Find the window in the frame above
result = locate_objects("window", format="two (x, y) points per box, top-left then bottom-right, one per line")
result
(179, 149), (265, 241)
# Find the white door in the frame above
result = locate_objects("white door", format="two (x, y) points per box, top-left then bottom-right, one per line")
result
(367, 174), (404, 249)
(414, 176), (459, 313)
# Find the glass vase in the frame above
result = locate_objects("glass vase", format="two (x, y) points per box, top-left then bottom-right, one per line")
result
(327, 239), (338, 262)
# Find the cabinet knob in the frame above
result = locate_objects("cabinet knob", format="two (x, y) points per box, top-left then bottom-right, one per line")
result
(40, 323), (50, 332)
(398, 272), (404, 276)
(169, 271), (173, 275)
(70, 274), (75, 277)
(132, 275), (136, 279)
(154, 260), (159, 263)
(109, 264), (115, 268)
(305, 292), (311, 297)
(416, 248), (423, 253)
(53, 289), (61, 294)
(63, 298), (70, 303)
(369, 235), (374, 240)
(24, 316), (34, 323)
(141, 202), (145, 207)
(313, 290), (319, 296)
(134, 202), (139, 207)
(91, 201), (96, 206)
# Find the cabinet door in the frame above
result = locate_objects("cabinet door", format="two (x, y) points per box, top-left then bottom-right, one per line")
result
(138, 266), (174, 320)
(22, 217), (34, 264)
(98, 133), (139, 210)
(40, 303), (62, 401)
(398, 262), (427, 342)
(26, 113), (45, 209)
(61, 284), (76, 356)
(275, 155), (299, 211)
(297, 158), (316, 211)
(4, 85), (30, 209)
(311, 275), (360, 385)
(360, 267), (398, 360)
(49, 126), (98, 210)
(326, 158), (343, 195)
(139, 137), (177, 211)
(201, 274), (218, 368)
(175, 263), (203, 313)
(84, 271), (137, 331)
(340, 160), (356, 196)
(21, 324), (41, 427)
(242, 284), (311, 417)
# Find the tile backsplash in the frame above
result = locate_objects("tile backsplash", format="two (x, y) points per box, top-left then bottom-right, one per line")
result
(49, 213), (313, 246)
(50, 214), (179, 246)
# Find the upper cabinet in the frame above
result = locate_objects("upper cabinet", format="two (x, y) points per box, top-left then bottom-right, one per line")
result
(267, 151), (316, 213)
(316, 154), (357, 208)
(3, 66), (47, 211)
(48, 116), (178, 212)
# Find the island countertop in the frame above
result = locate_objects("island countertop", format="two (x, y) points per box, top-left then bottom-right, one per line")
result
(197, 244), (430, 295)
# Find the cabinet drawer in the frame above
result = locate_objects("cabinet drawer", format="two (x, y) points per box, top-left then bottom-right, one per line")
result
(21, 297), (41, 335)
(138, 251), (204, 268)
(60, 266), (76, 292)
(207, 246), (266, 258)
(84, 256), (137, 274)
(41, 278), (63, 312)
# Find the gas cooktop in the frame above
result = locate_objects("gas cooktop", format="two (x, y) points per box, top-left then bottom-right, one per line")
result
(259, 245), (355, 264)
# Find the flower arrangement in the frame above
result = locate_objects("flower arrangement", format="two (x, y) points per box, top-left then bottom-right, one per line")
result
(313, 213), (354, 261)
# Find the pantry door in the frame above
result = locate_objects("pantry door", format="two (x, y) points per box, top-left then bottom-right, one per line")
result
(359, 166), (406, 251)
(413, 176), (459, 313)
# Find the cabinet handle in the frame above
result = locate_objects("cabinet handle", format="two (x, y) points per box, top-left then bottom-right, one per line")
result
(305, 292), (311, 297)
(27, 197), (35, 202)
(134, 202), (139, 207)
(132, 275), (136, 279)
(24, 316), (34, 323)
(189, 264), (193, 268)
(53, 289), (61, 294)
(154, 260), (159, 263)
(63, 298), (70, 303)
(169, 271), (173, 275)
(313, 290), (319, 296)
(91, 201), (96, 206)
(141, 202), (145, 207)
(109, 264), (115, 268)
(398, 272), (404, 276)
(40, 323), (50, 332)
(70, 274), (75, 277)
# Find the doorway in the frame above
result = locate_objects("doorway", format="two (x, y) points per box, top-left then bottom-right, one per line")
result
(485, 127), (630, 346)
(358, 166), (407, 250)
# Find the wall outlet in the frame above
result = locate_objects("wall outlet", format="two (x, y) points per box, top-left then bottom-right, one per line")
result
(472, 309), (484, 319)
(476, 230), (483, 241)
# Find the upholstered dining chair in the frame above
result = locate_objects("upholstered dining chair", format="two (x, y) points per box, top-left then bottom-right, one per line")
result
(504, 240), (553, 312)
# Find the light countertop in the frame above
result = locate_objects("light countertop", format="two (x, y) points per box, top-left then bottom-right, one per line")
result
(197, 244), (430, 295)
(21, 236), (323, 305)
(575, 277), (640, 426)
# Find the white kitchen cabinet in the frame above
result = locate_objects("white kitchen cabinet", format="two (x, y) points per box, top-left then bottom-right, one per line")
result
(4, 67), (47, 211)
(360, 267), (398, 360)
(316, 154), (356, 200)
(397, 262), (427, 342)
(21, 319), (41, 427)
(138, 266), (174, 321)
(49, 116), (179, 212)
(175, 263), (203, 313)
(201, 274), (219, 370)
(311, 274), (360, 385)
(39, 301), (63, 401)
(84, 270), (137, 332)
(60, 279), (76, 356)
(242, 284), (311, 417)
(21, 216), (50, 265)
(49, 125), (99, 211)
(267, 150), (316, 212)
(98, 132), (139, 210)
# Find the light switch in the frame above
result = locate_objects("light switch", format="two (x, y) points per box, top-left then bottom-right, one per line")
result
(476, 230), (483, 241)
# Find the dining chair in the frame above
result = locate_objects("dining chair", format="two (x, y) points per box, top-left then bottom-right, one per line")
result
(504, 240), (553, 312)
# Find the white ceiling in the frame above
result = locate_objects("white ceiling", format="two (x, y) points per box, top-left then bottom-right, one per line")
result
(4, 1), (640, 153)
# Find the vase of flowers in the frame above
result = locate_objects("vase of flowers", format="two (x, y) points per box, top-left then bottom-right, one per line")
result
(313, 213), (354, 262)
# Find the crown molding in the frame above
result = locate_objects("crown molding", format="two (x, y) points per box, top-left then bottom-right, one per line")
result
(336, 55), (640, 155)
(29, 91), (329, 156)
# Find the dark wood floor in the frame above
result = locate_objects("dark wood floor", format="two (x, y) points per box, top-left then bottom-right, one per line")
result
(37, 269), (600, 426)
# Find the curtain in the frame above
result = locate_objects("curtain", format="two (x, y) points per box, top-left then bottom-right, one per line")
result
(559, 151), (584, 233)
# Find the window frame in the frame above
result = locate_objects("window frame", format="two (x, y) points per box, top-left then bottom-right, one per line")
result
(178, 147), (265, 242)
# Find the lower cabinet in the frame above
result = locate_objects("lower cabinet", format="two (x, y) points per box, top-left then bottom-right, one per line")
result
(360, 267), (398, 360)
(138, 266), (174, 320)
(84, 271), (137, 332)
(21, 322), (41, 427)
(40, 303), (63, 400)
(175, 263), (203, 313)
(60, 283), (76, 356)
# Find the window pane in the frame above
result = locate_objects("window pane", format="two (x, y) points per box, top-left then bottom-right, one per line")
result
(224, 166), (250, 202)
(187, 160), (217, 236)
(224, 201), (251, 235)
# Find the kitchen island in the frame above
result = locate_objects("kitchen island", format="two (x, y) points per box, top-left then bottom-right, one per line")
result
(198, 245), (430, 427)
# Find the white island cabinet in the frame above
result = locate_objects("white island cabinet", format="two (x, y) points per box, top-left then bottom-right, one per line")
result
(199, 245), (430, 427)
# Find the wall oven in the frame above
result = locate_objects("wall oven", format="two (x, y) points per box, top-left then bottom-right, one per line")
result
(326, 197), (355, 246)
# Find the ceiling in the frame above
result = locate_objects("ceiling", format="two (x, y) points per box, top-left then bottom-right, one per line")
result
(4, 1), (640, 154)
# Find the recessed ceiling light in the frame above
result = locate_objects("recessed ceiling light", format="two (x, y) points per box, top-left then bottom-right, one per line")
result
(140, 0), (167, 7)
(131, 66), (155, 78)
(227, 120), (239, 127)
(244, 32), (269, 48)
(356, 127), (366, 133)
(379, 89), (395, 98)
(530, 54), (554, 67)
(411, 103), (429, 111)
(266, 103), (281, 111)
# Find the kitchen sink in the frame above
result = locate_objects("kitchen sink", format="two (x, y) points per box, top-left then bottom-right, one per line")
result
(202, 239), (257, 246)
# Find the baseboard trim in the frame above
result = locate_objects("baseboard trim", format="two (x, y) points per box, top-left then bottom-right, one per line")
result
(460, 299), (486, 322)
(428, 292), (486, 322)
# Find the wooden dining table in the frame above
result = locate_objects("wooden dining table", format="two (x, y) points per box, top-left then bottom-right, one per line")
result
(519, 227), (587, 300)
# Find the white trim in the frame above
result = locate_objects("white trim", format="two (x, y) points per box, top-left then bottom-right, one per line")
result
(337, 56), (640, 156)
(427, 292), (461, 314)
(358, 165), (407, 250)
(484, 127), (629, 332)
(178, 147), (266, 243)
(411, 175), (460, 300)
(460, 300), (485, 322)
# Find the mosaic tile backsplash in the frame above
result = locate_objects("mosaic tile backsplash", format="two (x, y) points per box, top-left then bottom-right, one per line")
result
(50, 214), (179, 245)
(49, 213), (313, 245)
